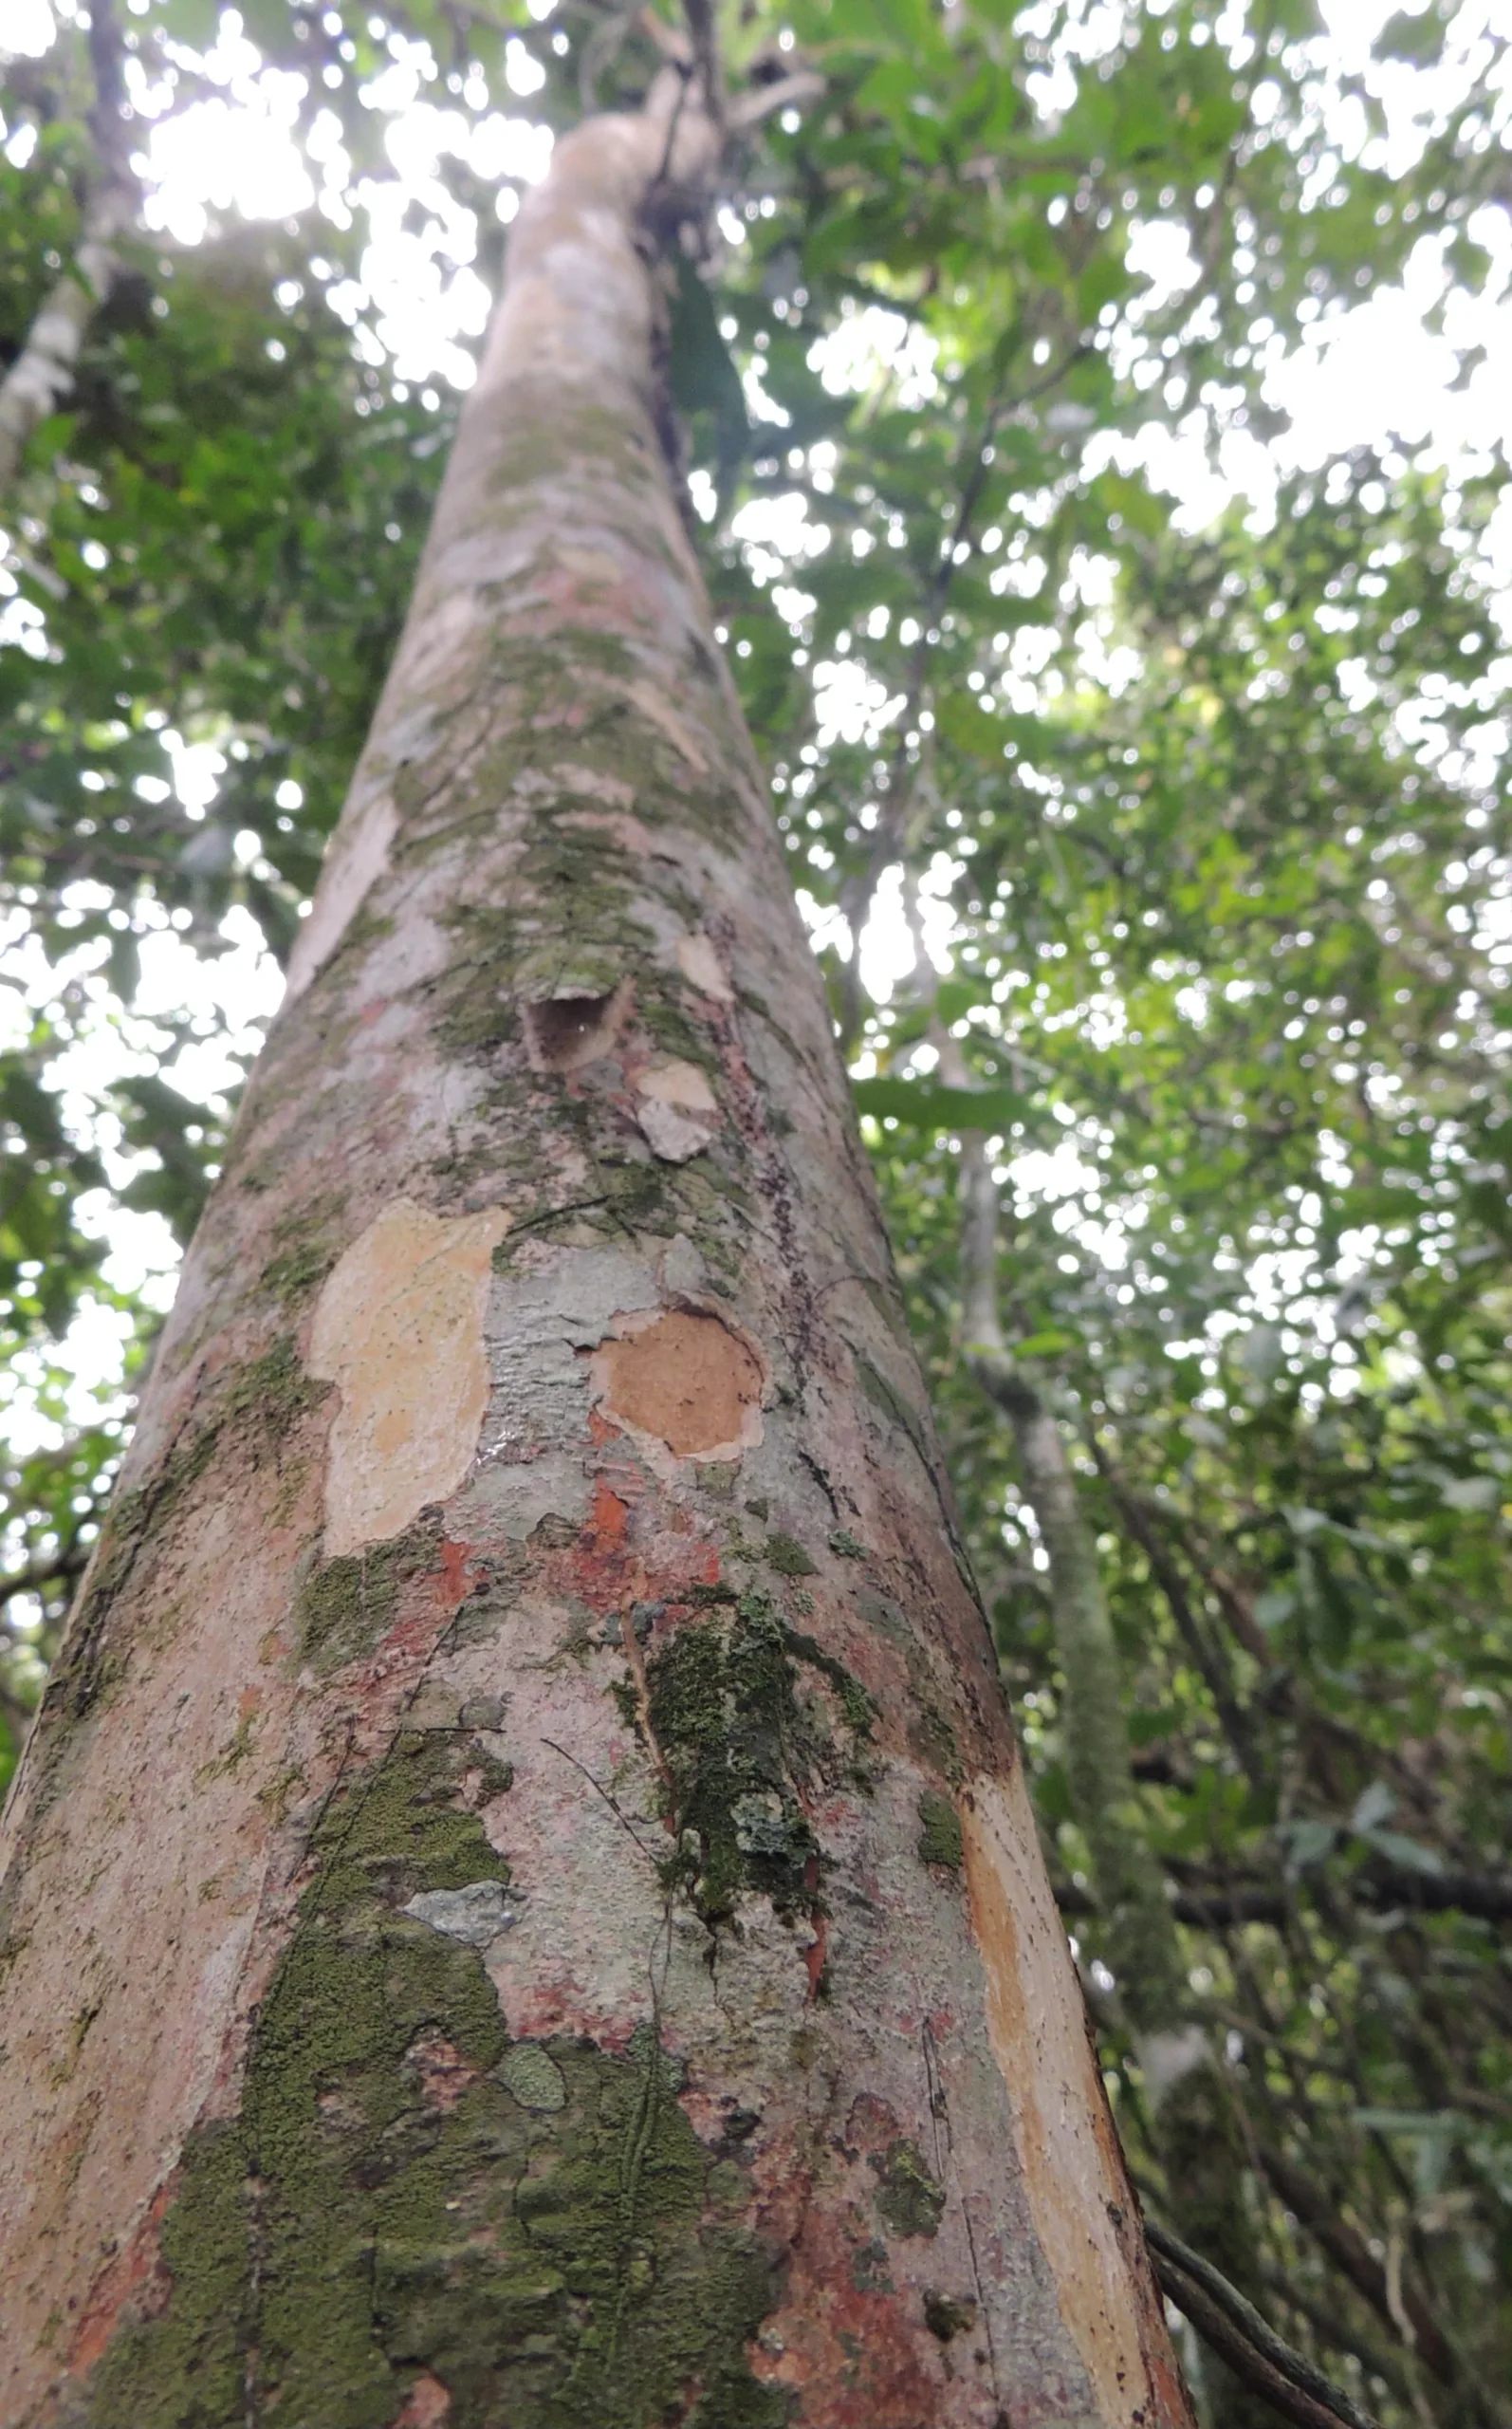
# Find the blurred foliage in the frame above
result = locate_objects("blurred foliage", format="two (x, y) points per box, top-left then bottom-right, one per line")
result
(2, 0), (1509, 2418)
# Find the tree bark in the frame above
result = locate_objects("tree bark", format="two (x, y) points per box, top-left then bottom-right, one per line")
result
(0, 76), (1189, 2429)
(940, 1048), (1271, 2429)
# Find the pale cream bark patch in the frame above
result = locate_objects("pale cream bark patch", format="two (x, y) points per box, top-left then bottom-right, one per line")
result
(676, 930), (734, 1002)
(961, 1764), (1151, 2427)
(309, 1198), (509, 1557)
(618, 676), (709, 770)
(284, 788), (397, 1005)
(549, 761), (635, 808)
(633, 1057), (720, 1161)
(558, 807), (657, 856)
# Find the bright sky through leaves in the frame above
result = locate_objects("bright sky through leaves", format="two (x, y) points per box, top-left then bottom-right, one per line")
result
(0, 0), (1507, 1462)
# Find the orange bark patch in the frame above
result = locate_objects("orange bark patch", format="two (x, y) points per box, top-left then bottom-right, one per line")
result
(596, 1309), (764, 1459)
(962, 1765), (1178, 2426)
(391, 2371), (452, 2426)
(749, 2199), (944, 2426)
(589, 1480), (630, 1543)
(437, 1539), (476, 1606)
(404, 2030), (481, 2114)
(68, 2176), (174, 2376)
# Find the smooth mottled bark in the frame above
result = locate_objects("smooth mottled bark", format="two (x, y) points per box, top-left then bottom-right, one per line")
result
(0, 72), (1189, 2429)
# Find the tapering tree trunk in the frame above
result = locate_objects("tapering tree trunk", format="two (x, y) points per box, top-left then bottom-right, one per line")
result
(0, 82), (1189, 2429)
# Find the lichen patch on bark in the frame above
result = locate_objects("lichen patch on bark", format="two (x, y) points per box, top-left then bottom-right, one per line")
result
(961, 1764), (1157, 2426)
(69, 1728), (785, 2429)
(309, 1199), (509, 1556)
(595, 1307), (765, 1459)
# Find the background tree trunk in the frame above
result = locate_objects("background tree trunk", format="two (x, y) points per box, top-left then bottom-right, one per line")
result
(951, 1104), (1275, 2429)
(0, 79), (1189, 2429)
(0, 0), (133, 499)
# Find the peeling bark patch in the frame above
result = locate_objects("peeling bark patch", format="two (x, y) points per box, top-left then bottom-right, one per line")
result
(285, 786), (397, 1003)
(402, 1880), (523, 1947)
(597, 1309), (763, 1459)
(675, 930), (733, 1002)
(962, 1765), (1154, 2427)
(309, 1198), (509, 1558)
(524, 981), (630, 1073)
(633, 1058), (719, 1162)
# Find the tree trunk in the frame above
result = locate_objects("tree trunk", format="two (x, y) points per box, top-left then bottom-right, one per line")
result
(950, 1108), (1272, 2429)
(0, 80), (1189, 2429)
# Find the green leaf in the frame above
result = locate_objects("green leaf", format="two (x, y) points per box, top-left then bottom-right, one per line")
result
(852, 1077), (1032, 1131)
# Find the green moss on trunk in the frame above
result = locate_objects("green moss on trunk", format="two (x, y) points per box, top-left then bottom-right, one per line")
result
(916, 1790), (963, 1872)
(292, 1519), (440, 1676)
(78, 1729), (786, 2429)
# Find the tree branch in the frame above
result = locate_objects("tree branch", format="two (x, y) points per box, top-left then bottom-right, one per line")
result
(835, 336), (1092, 1048)
(1255, 2143), (1456, 2387)
(1145, 2218), (1384, 2429)
(0, 1552), (89, 1613)
(0, 0), (136, 495)
(921, 952), (1194, 2040)
(1094, 1456), (1266, 1794)
(727, 66), (826, 134)
(1054, 1863), (1512, 1935)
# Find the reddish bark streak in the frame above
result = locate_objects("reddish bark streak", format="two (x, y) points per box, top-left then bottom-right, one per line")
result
(391, 2373), (452, 2427)
(65, 2178), (175, 2377)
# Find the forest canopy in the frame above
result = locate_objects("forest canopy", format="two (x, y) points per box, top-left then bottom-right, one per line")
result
(1, 0), (1509, 2420)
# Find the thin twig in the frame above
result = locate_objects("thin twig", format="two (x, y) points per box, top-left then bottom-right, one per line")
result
(680, 0), (722, 132)
(540, 1734), (661, 1863)
(0, 1552), (89, 1612)
(837, 339), (1091, 1047)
